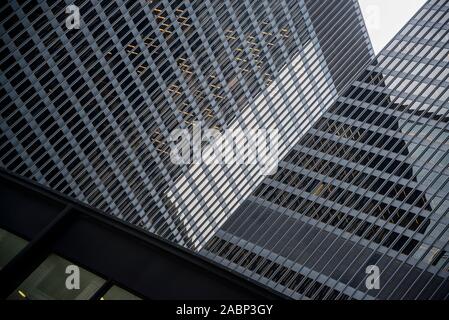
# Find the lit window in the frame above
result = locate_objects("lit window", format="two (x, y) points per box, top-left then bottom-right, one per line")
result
(0, 228), (28, 270)
(101, 286), (142, 300)
(8, 254), (105, 300)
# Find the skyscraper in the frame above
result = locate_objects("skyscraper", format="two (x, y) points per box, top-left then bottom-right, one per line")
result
(0, 0), (372, 249)
(204, 0), (449, 299)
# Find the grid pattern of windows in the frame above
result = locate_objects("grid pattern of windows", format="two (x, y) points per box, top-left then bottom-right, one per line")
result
(203, 0), (449, 300)
(0, 0), (372, 251)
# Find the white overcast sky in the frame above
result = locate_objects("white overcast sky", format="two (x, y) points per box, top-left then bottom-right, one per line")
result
(358, 0), (427, 54)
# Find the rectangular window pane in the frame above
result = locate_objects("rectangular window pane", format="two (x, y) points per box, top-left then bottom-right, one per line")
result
(0, 228), (28, 270)
(8, 254), (105, 300)
(101, 285), (142, 300)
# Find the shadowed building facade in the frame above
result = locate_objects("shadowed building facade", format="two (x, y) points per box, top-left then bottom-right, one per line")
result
(203, 0), (449, 300)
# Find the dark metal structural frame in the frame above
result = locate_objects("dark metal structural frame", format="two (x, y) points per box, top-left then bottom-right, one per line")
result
(0, 168), (286, 300)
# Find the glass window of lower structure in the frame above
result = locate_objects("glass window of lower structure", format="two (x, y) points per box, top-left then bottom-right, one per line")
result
(0, 228), (28, 270)
(8, 254), (105, 300)
(101, 285), (142, 300)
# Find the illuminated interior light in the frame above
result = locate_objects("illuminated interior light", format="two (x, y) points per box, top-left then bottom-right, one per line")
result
(137, 65), (147, 75)
(159, 28), (172, 35)
(168, 85), (182, 95)
(18, 290), (27, 298)
(126, 50), (138, 55)
(156, 146), (170, 155)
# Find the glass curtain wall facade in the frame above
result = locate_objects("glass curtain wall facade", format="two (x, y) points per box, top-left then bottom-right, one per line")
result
(203, 0), (449, 300)
(0, 0), (372, 249)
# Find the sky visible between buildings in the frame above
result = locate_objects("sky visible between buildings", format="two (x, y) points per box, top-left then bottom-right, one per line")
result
(359, 0), (427, 54)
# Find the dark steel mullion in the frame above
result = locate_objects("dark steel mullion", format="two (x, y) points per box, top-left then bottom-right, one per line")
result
(89, 279), (113, 300)
(0, 205), (73, 299)
(0, 169), (283, 300)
